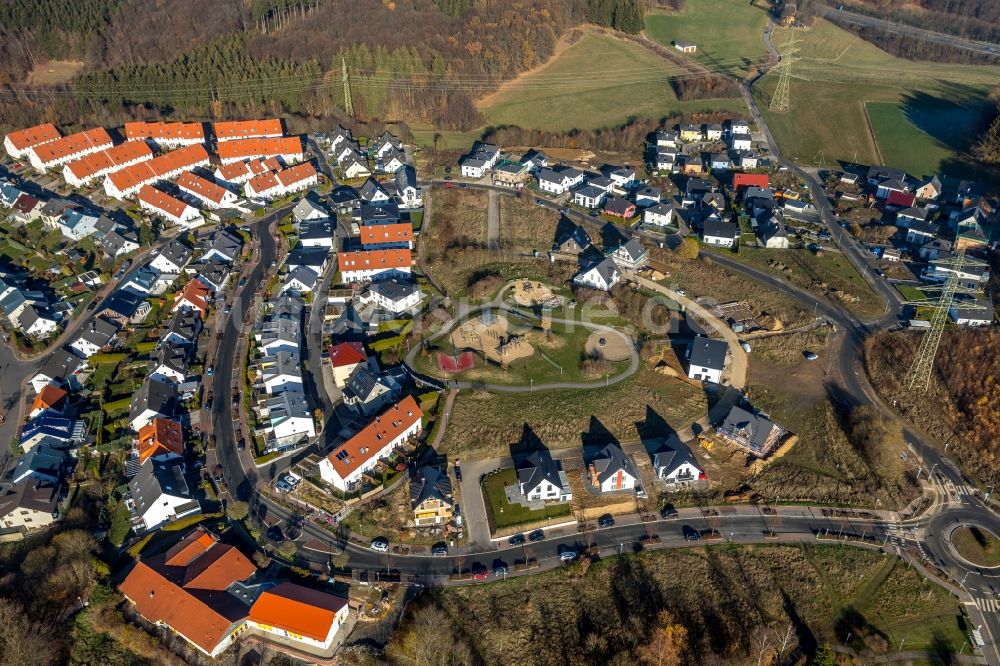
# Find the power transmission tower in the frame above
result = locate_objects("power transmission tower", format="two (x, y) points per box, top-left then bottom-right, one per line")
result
(769, 37), (801, 113)
(902, 250), (988, 392)
(342, 58), (354, 119)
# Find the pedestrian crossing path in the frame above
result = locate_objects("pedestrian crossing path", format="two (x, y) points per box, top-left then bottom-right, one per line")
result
(943, 479), (977, 497)
(973, 597), (1000, 613)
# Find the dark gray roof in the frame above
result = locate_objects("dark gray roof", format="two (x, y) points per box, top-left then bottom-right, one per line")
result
(299, 219), (334, 241)
(555, 223), (591, 249)
(128, 458), (193, 513)
(344, 364), (382, 402)
(293, 194), (331, 222)
(358, 177), (390, 202)
(685, 178), (713, 196)
(394, 164), (418, 191)
(197, 260), (229, 291)
(369, 278), (418, 302)
(163, 310), (201, 344)
(75, 316), (120, 349)
(574, 185), (605, 200)
(516, 450), (562, 495)
(651, 440), (698, 476)
(616, 238), (647, 262)
(360, 202), (400, 225)
(101, 290), (145, 319)
(908, 219), (939, 236)
(286, 246), (329, 271)
(703, 219), (739, 239)
(130, 380), (176, 422)
(868, 165), (908, 182)
(589, 442), (637, 485)
(270, 294), (305, 321)
(11, 445), (67, 484)
(689, 335), (727, 371)
(409, 465), (452, 510)
(37, 349), (82, 384)
(152, 343), (189, 377)
(896, 207), (928, 221)
(158, 239), (193, 270)
(0, 479), (61, 519)
(285, 265), (319, 290)
(205, 230), (243, 261)
(718, 405), (779, 455)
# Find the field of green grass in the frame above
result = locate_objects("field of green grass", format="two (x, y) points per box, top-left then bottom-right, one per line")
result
(645, 0), (771, 78)
(479, 30), (745, 131)
(866, 100), (988, 179)
(756, 18), (1000, 177)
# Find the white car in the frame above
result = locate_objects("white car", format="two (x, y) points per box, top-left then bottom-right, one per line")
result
(370, 538), (389, 553)
(741, 342), (752, 353)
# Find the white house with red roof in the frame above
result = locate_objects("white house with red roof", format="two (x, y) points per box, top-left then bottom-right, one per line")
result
(137, 185), (203, 228)
(4, 123), (62, 159)
(336, 248), (412, 283)
(244, 162), (318, 201)
(62, 141), (154, 187)
(247, 582), (349, 650)
(124, 121), (205, 149)
(318, 395), (423, 491)
(328, 342), (368, 388)
(213, 119), (284, 142)
(216, 136), (302, 165)
(104, 144), (211, 198)
(176, 171), (239, 209)
(28, 127), (114, 171)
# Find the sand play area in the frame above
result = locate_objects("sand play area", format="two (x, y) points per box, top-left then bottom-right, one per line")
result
(449, 311), (535, 366)
(584, 329), (632, 362)
(511, 279), (566, 309)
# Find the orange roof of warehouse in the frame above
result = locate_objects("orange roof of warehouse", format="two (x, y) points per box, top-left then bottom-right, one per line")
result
(138, 184), (191, 219)
(5, 123), (61, 151)
(108, 144), (210, 192)
(213, 119), (284, 141)
(360, 223), (413, 246)
(215, 136), (302, 162)
(64, 141), (153, 180)
(176, 171), (229, 205)
(249, 582), (347, 641)
(124, 121), (205, 143)
(324, 396), (422, 478)
(31, 127), (112, 164)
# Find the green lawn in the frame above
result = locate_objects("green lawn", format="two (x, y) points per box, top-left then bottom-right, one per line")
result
(895, 284), (928, 302)
(645, 0), (771, 78)
(866, 100), (987, 179)
(482, 467), (572, 530)
(951, 526), (1000, 567)
(757, 18), (1000, 177)
(480, 30), (744, 131)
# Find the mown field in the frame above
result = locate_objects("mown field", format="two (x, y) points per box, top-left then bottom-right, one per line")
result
(479, 30), (744, 131)
(437, 365), (708, 460)
(755, 18), (1000, 177)
(645, 0), (771, 78)
(380, 545), (966, 665)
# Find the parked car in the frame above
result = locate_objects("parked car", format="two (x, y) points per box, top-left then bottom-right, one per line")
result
(454, 465), (463, 482)
(206, 365), (214, 377)
(741, 342), (752, 353)
(508, 533), (525, 546)
(528, 529), (545, 542)
(493, 560), (509, 576)
(267, 526), (285, 543)
(432, 543), (448, 556)
(370, 537), (389, 553)
(598, 514), (615, 528)
(661, 504), (678, 520)
(472, 566), (489, 581)
(804, 351), (819, 361)
(238, 278), (247, 287)
(558, 547), (578, 562)
(682, 525), (701, 541)
(275, 479), (293, 493)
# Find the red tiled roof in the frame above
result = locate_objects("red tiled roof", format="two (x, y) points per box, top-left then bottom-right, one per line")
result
(337, 248), (411, 272)
(12, 194), (40, 215)
(31, 127), (112, 165)
(119, 529), (256, 655)
(5, 123), (61, 152)
(249, 582), (347, 642)
(64, 140), (153, 181)
(124, 121), (205, 143)
(360, 223), (413, 246)
(276, 162), (316, 186)
(246, 170), (279, 194)
(174, 279), (212, 313)
(31, 384), (67, 413)
(216, 136), (301, 162)
(138, 184), (191, 220)
(213, 119), (283, 141)
(176, 171), (229, 205)
(325, 396), (423, 479)
(137, 417), (184, 464)
(328, 342), (367, 368)
(108, 144), (210, 193)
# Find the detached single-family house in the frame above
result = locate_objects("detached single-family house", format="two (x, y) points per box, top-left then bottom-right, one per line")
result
(895, 207), (928, 228)
(652, 440), (703, 487)
(757, 214), (790, 249)
(57, 209), (100, 241)
(876, 178), (910, 200)
(609, 238), (648, 270)
(343, 365), (398, 416)
(950, 294), (993, 327)
(517, 449), (572, 502)
(643, 203), (674, 228)
(127, 458), (200, 532)
(258, 391), (315, 451)
(328, 342), (368, 389)
(0, 479), (63, 532)
(603, 196), (636, 220)
(674, 40), (697, 53)
(19, 414), (85, 451)
(730, 133), (752, 151)
(410, 465), (454, 526)
(259, 351), (303, 395)
(702, 219), (739, 248)
(460, 142), (500, 178)
(634, 185), (661, 207)
(704, 124), (723, 141)
(150, 240), (193, 275)
(148, 343), (189, 385)
(137, 418), (184, 465)
(716, 404), (783, 457)
(537, 166), (584, 195)
(394, 165), (423, 208)
(679, 124), (702, 142)
(914, 176), (942, 201)
(588, 442), (639, 493)
(573, 256), (620, 292)
(905, 219), (939, 245)
(30, 350), (82, 393)
(69, 317), (119, 359)
(363, 278), (421, 314)
(573, 185), (606, 209)
(129, 380), (176, 432)
(687, 334), (728, 384)
(28, 384), (68, 419)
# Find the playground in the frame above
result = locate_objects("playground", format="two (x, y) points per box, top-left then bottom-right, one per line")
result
(447, 310), (535, 367)
(510, 279), (566, 309)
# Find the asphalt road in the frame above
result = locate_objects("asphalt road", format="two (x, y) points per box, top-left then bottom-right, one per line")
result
(823, 7), (1000, 57)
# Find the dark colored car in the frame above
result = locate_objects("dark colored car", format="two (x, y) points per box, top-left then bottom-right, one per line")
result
(661, 504), (678, 520)
(454, 465), (463, 482)
(528, 529), (545, 542)
(598, 514), (615, 528)
(508, 533), (525, 546)
(432, 543), (448, 556)
(267, 526), (285, 543)
(493, 559), (509, 576)
(682, 525), (701, 541)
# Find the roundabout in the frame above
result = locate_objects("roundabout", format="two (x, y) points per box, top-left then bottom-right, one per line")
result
(951, 525), (1000, 569)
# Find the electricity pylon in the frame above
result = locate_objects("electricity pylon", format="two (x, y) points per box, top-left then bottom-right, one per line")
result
(769, 36), (801, 113)
(342, 58), (354, 118)
(903, 250), (988, 392)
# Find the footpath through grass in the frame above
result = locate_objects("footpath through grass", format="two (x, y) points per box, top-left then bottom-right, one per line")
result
(483, 467), (572, 530)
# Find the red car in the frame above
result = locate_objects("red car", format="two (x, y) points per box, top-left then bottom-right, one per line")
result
(472, 567), (489, 581)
